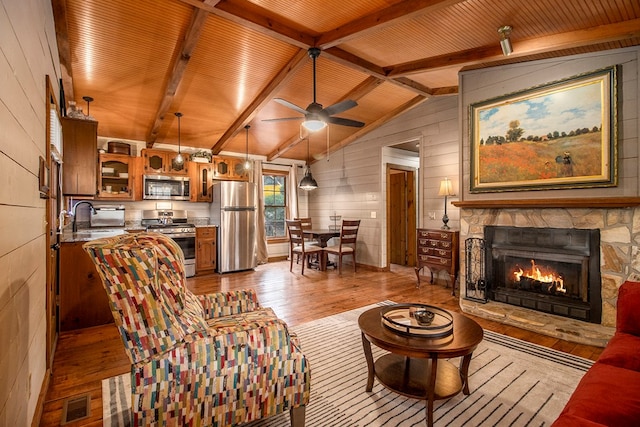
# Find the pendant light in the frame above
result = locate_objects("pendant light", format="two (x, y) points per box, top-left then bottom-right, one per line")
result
(299, 137), (318, 191)
(244, 124), (251, 170)
(174, 112), (184, 165)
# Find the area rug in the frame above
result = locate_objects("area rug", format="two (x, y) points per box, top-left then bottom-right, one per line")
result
(103, 302), (593, 426)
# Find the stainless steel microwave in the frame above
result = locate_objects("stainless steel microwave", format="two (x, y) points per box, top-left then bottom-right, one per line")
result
(143, 175), (190, 200)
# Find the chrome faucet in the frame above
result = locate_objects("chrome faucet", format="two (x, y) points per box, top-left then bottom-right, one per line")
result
(71, 201), (97, 232)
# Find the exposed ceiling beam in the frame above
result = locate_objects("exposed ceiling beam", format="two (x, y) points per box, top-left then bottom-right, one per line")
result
(323, 47), (434, 97)
(314, 95), (428, 162)
(146, 6), (213, 147)
(210, 48), (309, 154)
(317, 0), (465, 49)
(180, 0), (315, 48)
(388, 19), (640, 77)
(51, 0), (74, 103)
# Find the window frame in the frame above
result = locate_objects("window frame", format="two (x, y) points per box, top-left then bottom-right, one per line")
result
(262, 169), (289, 243)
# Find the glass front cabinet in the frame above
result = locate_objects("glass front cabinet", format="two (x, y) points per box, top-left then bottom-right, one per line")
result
(98, 154), (134, 199)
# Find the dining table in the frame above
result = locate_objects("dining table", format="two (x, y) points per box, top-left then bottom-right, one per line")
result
(304, 229), (340, 271)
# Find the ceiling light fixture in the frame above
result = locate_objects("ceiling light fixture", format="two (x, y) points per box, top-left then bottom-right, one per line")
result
(498, 25), (513, 56)
(301, 48), (327, 132)
(244, 124), (251, 170)
(299, 137), (318, 191)
(174, 112), (184, 165)
(82, 96), (93, 116)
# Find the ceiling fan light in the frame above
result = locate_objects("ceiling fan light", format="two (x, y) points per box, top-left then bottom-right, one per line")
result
(299, 167), (318, 190)
(302, 119), (327, 132)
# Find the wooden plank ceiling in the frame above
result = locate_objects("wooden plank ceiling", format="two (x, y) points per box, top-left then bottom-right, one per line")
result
(52, 0), (640, 163)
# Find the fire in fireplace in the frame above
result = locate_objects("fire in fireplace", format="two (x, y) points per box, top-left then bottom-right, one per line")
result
(485, 226), (601, 324)
(512, 259), (568, 295)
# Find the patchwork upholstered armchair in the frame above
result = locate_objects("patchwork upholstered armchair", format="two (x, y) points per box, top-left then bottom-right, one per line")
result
(83, 232), (310, 426)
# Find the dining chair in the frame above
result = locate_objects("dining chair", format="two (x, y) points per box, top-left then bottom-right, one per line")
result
(294, 217), (320, 267)
(324, 219), (361, 274)
(287, 219), (323, 275)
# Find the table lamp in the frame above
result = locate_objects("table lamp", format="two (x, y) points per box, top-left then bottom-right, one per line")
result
(438, 177), (455, 230)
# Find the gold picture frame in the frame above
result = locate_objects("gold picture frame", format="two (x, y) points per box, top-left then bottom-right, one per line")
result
(469, 66), (618, 193)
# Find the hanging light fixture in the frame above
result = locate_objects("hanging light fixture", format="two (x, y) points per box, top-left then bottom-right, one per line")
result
(498, 25), (513, 56)
(299, 137), (318, 191)
(244, 125), (252, 170)
(174, 112), (184, 165)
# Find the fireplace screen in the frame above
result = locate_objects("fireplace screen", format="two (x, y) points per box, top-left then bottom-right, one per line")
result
(485, 226), (601, 323)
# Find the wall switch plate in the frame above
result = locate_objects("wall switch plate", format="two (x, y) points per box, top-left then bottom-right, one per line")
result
(371, 211), (377, 218)
(428, 211), (436, 220)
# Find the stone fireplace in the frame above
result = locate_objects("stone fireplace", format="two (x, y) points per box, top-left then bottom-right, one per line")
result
(454, 204), (640, 346)
(484, 226), (601, 324)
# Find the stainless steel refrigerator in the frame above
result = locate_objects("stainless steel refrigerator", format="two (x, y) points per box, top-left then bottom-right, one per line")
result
(210, 181), (257, 273)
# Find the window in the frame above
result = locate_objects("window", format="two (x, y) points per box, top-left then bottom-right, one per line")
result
(263, 172), (287, 239)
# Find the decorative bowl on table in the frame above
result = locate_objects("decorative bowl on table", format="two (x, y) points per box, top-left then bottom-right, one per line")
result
(380, 303), (453, 338)
(414, 309), (435, 325)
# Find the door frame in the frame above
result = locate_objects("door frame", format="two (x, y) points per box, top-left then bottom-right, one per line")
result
(45, 76), (62, 369)
(385, 163), (417, 269)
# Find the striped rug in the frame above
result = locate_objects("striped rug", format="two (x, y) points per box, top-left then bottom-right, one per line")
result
(103, 302), (592, 426)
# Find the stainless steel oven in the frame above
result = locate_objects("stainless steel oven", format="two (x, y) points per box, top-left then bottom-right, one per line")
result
(142, 210), (196, 277)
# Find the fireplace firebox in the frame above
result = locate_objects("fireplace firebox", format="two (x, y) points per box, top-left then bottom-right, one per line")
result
(484, 226), (601, 323)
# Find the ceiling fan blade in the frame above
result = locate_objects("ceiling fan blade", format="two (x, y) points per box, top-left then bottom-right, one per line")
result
(323, 99), (358, 116)
(262, 116), (304, 122)
(327, 116), (365, 128)
(274, 98), (308, 115)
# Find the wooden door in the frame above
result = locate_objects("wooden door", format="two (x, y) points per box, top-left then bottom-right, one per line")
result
(387, 166), (417, 267)
(389, 171), (407, 264)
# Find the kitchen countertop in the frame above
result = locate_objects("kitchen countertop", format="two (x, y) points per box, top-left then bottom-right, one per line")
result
(60, 228), (129, 243)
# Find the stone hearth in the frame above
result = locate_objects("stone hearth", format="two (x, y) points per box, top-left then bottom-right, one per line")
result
(455, 206), (640, 347)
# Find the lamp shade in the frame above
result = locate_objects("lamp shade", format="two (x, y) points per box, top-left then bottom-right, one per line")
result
(438, 178), (454, 197)
(299, 167), (318, 190)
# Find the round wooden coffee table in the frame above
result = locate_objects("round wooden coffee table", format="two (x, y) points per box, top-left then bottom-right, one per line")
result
(358, 306), (483, 427)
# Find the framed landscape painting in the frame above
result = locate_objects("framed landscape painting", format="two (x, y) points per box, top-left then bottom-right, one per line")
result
(469, 66), (617, 193)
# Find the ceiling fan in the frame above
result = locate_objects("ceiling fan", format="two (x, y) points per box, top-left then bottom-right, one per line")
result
(264, 47), (365, 131)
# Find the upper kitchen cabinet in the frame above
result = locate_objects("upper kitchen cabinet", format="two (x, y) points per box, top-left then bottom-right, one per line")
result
(62, 117), (97, 195)
(212, 156), (248, 181)
(97, 153), (135, 200)
(189, 161), (213, 202)
(142, 148), (190, 175)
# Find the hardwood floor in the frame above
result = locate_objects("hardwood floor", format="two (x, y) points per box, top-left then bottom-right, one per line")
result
(40, 261), (603, 426)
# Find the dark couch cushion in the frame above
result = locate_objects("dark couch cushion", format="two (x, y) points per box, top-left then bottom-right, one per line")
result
(598, 332), (640, 371)
(556, 362), (640, 426)
(617, 281), (640, 336)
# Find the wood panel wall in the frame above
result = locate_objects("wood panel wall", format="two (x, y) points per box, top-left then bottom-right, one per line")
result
(0, 0), (61, 424)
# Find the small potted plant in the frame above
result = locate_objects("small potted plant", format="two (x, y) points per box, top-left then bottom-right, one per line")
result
(191, 150), (212, 163)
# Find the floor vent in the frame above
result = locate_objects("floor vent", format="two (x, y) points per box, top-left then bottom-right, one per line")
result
(61, 394), (91, 424)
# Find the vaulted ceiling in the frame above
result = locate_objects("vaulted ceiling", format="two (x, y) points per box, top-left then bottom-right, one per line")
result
(52, 0), (640, 162)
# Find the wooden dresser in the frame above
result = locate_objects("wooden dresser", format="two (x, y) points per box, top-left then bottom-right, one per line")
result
(415, 228), (459, 295)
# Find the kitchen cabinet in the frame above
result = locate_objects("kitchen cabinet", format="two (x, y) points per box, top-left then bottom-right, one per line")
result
(97, 153), (134, 199)
(190, 161), (213, 202)
(196, 226), (217, 273)
(142, 148), (189, 175)
(60, 242), (113, 331)
(212, 155), (248, 181)
(62, 117), (97, 195)
(415, 229), (459, 295)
